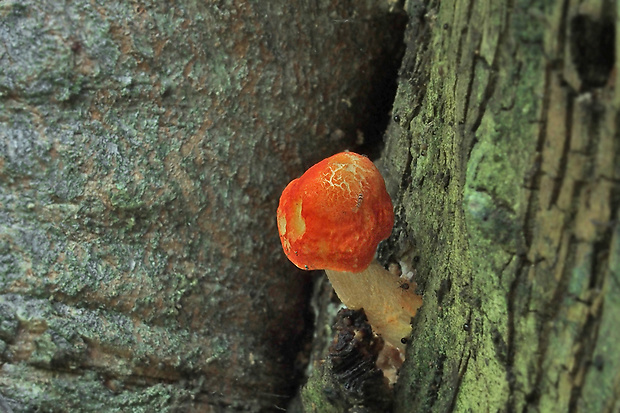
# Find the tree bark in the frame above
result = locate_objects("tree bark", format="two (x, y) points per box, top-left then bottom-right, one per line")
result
(0, 1), (405, 411)
(380, 0), (619, 412)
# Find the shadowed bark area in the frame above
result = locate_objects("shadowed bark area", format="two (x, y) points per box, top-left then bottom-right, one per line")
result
(0, 1), (406, 411)
(380, 0), (619, 412)
(301, 309), (393, 413)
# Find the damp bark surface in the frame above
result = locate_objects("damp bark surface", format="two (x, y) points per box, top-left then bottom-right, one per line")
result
(380, 0), (620, 412)
(0, 1), (406, 411)
(3, 0), (619, 411)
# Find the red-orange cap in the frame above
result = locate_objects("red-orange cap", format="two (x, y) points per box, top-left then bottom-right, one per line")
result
(277, 152), (394, 273)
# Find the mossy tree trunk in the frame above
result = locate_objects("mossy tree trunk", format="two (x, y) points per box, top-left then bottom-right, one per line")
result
(3, 0), (618, 411)
(381, 0), (619, 412)
(0, 1), (406, 411)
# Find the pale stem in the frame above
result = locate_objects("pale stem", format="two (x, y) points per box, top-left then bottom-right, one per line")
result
(325, 260), (423, 352)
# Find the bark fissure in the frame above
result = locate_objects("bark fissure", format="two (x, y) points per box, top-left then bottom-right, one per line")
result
(390, 0), (620, 412)
(446, 348), (472, 412)
(548, 89), (575, 208)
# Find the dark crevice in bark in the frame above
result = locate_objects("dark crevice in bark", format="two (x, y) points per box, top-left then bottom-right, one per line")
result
(569, 14), (615, 91)
(543, 0), (570, 210)
(568, 290), (604, 412)
(298, 308), (393, 413)
(549, 88), (574, 208)
(522, 58), (553, 249)
(569, 187), (617, 411)
(460, 34), (482, 162)
(424, 353), (446, 408)
(355, 11), (409, 160)
(291, 7), (421, 410)
(454, 0), (475, 72)
(446, 348), (471, 413)
(397, 2), (433, 128)
(469, 0), (512, 139)
(280, 279), (317, 410)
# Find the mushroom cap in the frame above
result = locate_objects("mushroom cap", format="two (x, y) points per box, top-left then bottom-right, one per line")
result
(277, 152), (394, 272)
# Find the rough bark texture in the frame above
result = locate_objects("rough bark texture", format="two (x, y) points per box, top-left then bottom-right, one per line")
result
(380, 0), (618, 412)
(0, 1), (406, 411)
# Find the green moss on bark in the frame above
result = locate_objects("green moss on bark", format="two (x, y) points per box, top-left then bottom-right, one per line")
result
(384, 0), (619, 412)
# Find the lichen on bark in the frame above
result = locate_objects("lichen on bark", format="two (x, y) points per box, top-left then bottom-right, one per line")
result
(382, 0), (620, 412)
(0, 0), (406, 411)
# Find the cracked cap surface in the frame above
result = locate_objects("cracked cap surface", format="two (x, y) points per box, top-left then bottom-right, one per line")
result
(277, 152), (394, 272)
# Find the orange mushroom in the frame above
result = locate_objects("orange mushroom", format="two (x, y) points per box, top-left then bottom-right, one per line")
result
(277, 151), (423, 351)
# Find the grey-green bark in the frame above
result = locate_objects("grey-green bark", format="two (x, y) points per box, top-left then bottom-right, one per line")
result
(383, 0), (619, 412)
(0, 1), (406, 411)
(300, 0), (619, 412)
(3, 0), (619, 411)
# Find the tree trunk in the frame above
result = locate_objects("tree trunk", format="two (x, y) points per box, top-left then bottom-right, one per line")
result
(0, 1), (406, 411)
(381, 0), (619, 412)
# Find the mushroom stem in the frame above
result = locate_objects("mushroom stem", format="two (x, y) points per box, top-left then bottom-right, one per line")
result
(325, 260), (423, 351)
